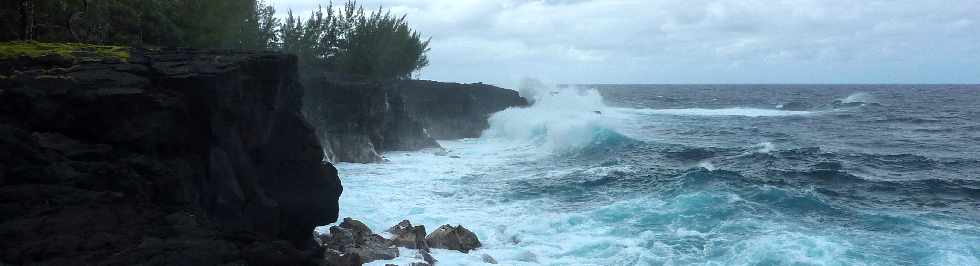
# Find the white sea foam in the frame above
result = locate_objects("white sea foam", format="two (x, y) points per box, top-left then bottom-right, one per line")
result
(755, 142), (776, 154)
(698, 160), (717, 171)
(320, 86), (973, 265)
(629, 107), (814, 117)
(841, 92), (876, 104)
(483, 85), (626, 154)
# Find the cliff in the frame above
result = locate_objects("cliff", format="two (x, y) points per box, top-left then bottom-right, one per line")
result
(389, 80), (529, 139)
(301, 72), (441, 164)
(0, 47), (341, 265)
(302, 75), (527, 163)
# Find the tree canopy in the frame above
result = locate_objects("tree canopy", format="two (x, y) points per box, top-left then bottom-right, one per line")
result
(1, 0), (430, 80)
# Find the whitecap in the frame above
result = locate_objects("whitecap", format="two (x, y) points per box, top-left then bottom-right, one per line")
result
(629, 107), (815, 117)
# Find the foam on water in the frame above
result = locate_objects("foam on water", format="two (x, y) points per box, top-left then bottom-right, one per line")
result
(484, 86), (633, 154)
(628, 107), (815, 117)
(754, 142), (775, 154)
(323, 85), (980, 265)
(841, 92), (876, 104)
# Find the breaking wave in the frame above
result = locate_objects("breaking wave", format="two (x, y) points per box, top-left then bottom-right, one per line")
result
(484, 85), (636, 154)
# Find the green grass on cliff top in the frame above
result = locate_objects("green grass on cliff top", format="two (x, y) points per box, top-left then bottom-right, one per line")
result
(0, 41), (129, 61)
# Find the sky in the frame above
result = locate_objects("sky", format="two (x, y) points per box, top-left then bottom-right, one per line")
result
(270, 0), (980, 87)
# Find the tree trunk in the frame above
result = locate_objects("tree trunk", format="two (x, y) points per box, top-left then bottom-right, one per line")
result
(20, 0), (34, 40)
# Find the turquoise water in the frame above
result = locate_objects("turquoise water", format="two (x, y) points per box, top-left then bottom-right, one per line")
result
(327, 85), (980, 265)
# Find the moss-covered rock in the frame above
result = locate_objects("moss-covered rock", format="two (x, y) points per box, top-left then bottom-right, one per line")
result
(0, 42), (130, 61)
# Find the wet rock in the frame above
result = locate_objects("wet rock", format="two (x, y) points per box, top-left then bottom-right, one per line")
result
(416, 249), (437, 265)
(339, 217), (373, 239)
(348, 234), (399, 262)
(481, 254), (498, 264)
(323, 248), (362, 266)
(323, 218), (399, 263)
(324, 227), (356, 250)
(387, 220), (429, 250)
(425, 225), (482, 253)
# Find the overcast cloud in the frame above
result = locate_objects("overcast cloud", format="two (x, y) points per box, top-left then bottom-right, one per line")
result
(271, 0), (980, 86)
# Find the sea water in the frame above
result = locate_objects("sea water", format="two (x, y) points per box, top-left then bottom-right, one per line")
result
(325, 84), (980, 265)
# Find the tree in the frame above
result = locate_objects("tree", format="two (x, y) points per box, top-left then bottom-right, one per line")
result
(2, 0), (431, 81)
(20, 0), (34, 40)
(276, 1), (430, 80)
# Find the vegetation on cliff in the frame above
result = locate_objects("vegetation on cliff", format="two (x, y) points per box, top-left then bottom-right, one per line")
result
(280, 2), (430, 80)
(0, 41), (129, 61)
(2, 0), (429, 80)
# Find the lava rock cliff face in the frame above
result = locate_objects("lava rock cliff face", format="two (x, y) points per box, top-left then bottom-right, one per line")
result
(302, 75), (528, 163)
(0, 49), (341, 265)
(301, 73), (441, 164)
(389, 80), (529, 140)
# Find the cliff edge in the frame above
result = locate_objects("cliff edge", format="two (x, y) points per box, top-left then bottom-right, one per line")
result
(0, 47), (341, 265)
(390, 80), (529, 140)
(302, 74), (528, 163)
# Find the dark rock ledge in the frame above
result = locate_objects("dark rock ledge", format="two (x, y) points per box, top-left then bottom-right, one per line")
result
(301, 73), (528, 163)
(1, 49), (341, 265)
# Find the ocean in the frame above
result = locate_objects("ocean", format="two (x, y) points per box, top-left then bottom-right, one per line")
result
(326, 84), (980, 265)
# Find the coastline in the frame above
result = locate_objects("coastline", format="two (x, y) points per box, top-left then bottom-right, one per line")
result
(0, 44), (526, 265)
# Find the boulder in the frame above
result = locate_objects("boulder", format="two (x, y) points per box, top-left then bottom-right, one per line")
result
(322, 218), (399, 263)
(323, 248), (362, 266)
(339, 217), (373, 239)
(387, 220), (429, 250)
(425, 225), (482, 253)
(348, 234), (399, 262)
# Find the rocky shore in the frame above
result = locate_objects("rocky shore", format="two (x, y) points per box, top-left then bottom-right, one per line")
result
(318, 218), (488, 266)
(1, 45), (525, 265)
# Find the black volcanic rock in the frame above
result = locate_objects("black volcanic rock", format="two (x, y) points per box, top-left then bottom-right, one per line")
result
(386, 220), (429, 250)
(425, 224), (482, 253)
(389, 80), (529, 139)
(381, 92), (441, 152)
(302, 74), (389, 163)
(301, 74), (527, 163)
(301, 72), (441, 163)
(0, 49), (341, 265)
(321, 218), (399, 263)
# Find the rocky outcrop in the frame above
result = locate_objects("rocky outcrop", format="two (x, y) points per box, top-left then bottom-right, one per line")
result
(425, 224), (482, 253)
(0, 49), (341, 265)
(302, 72), (440, 163)
(319, 218), (399, 264)
(389, 80), (529, 139)
(319, 218), (487, 265)
(386, 220), (429, 250)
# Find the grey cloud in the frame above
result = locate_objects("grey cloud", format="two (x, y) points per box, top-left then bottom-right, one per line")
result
(274, 0), (980, 86)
